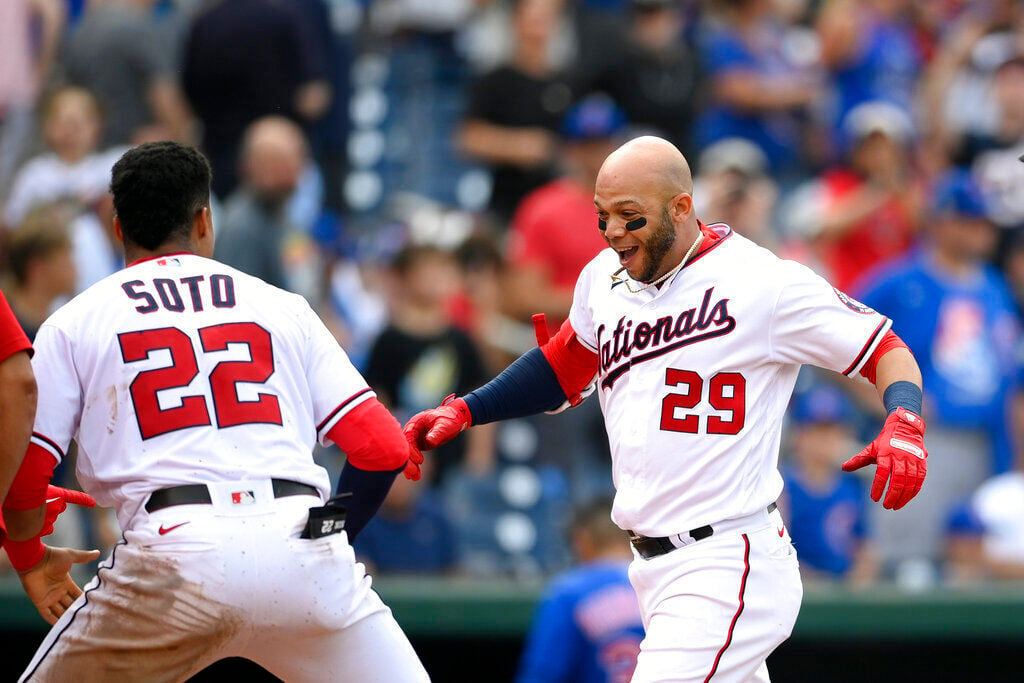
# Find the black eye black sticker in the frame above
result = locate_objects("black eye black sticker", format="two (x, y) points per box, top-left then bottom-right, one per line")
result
(598, 218), (607, 231)
(625, 217), (647, 231)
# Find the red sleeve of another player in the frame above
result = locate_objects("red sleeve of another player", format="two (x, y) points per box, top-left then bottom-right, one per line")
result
(3, 444), (56, 511)
(859, 330), (910, 385)
(325, 398), (409, 471)
(0, 291), (32, 363)
(540, 319), (599, 398)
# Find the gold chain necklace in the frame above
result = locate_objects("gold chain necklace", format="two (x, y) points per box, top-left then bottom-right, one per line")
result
(612, 230), (704, 294)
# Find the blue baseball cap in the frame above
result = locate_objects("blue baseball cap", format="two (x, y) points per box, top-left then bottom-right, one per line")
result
(789, 385), (854, 426)
(561, 95), (626, 143)
(930, 169), (990, 219)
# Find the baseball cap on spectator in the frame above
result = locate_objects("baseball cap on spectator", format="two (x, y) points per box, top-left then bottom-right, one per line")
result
(930, 169), (990, 219)
(697, 137), (768, 177)
(841, 100), (914, 149)
(789, 384), (854, 426)
(561, 94), (626, 143)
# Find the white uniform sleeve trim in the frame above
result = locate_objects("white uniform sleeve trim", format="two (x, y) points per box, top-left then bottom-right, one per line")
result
(842, 317), (893, 378)
(315, 388), (376, 446)
(30, 433), (65, 465)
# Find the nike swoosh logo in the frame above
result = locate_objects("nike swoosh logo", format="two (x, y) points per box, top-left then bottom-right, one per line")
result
(158, 522), (190, 535)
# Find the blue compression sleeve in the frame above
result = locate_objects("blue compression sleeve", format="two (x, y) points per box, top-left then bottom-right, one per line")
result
(335, 462), (403, 540)
(883, 380), (923, 416)
(463, 347), (568, 425)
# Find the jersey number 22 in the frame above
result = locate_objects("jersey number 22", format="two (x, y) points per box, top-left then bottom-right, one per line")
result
(118, 323), (282, 439)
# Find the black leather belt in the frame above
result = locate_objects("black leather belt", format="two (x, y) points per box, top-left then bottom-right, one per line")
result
(628, 502), (778, 560)
(145, 479), (318, 513)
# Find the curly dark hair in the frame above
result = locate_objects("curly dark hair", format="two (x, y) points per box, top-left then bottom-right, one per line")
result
(109, 141), (212, 250)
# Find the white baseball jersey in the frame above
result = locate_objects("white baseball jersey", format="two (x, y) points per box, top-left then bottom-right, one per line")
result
(30, 252), (373, 531)
(569, 224), (890, 537)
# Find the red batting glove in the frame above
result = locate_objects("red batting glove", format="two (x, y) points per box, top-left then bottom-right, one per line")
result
(842, 407), (927, 510)
(42, 485), (96, 537)
(403, 394), (472, 452)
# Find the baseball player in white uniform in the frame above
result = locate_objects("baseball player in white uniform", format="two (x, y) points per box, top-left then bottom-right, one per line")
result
(405, 137), (928, 682)
(2, 142), (429, 682)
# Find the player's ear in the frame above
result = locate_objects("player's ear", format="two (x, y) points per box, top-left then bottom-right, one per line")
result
(194, 206), (215, 256)
(671, 191), (693, 224)
(113, 215), (124, 244)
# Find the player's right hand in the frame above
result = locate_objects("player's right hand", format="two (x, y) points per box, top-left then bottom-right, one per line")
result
(42, 485), (97, 537)
(18, 545), (101, 625)
(403, 394), (472, 452)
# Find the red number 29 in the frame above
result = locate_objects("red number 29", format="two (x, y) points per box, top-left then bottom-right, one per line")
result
(659, 368), (746, 435)
(118, 323), (282, 440)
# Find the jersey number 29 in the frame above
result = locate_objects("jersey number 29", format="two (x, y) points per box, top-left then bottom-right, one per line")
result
(118, 323), (282, 439)
(660, 368), (746, 435)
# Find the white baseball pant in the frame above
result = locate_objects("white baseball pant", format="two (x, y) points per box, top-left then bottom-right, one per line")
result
(19, 479), (430, 682)
(628, 506), (802, 682)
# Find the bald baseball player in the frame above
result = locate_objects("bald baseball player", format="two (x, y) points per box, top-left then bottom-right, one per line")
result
(7, 141), (430, 682)
(406, 136), (927, 682)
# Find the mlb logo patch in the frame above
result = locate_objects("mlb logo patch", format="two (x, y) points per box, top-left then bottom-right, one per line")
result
(231, 490), (255, 505)
(156, 256), (182, 267)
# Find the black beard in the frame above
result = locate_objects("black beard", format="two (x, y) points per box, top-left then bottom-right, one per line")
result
(637, 207), (677, 283)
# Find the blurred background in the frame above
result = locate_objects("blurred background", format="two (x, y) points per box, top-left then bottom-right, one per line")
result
(1, 0), (1023, 681)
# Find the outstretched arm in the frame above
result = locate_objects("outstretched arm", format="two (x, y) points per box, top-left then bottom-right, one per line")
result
(404, 320), (599, 452)
(843, 333), (927, 510)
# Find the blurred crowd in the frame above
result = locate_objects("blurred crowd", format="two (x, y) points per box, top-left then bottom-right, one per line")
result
(1, 0), (1023, 594)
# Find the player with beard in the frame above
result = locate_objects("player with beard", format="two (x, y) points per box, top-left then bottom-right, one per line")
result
(406, 136), (928, 681)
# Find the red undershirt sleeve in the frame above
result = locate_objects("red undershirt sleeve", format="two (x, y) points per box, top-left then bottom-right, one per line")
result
(325, 398), (409, 471)
(539, 319), (599, 399)
(858, 330), (910, 385)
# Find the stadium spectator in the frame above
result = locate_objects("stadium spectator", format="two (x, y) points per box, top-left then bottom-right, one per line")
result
(921, 0), (1023, 169)
(2, 87), (120, 231)
(815, 0), (923, 137)
(64, 0), (193, 148)
(458, 0), (576, 224)
(780, 382), (877, 584)
(944, 457), (1024, 582)
(695, 0), (822, 175)
(856, 169), (1024, 577)
(2, 207), (77, 340)
(803, 101), (923, 292)
(692, 137), (779, 250)
(213, 117), (322, 302)
(0, 0), (64, 204)
(183, 0), (331, 198)
(579, 0), (701, 158)
(364, 243), (495, 485)
(504, 95), (625, 325)
(952, 56), (1024, 247)
(515, 498), (644, 683)
(353, 456), (458, 575)
(452, 234), (514, 374)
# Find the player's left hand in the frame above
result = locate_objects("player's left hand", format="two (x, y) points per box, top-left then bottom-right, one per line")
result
(842, 407), (927, 510)
(42, 485), (97, 537)
(18, 545), (101, 625)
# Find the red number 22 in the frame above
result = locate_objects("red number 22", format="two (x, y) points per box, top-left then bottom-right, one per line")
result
(118, 323), (282, 440)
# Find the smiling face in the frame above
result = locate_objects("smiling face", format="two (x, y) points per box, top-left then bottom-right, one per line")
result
(594, 137), (697, 283)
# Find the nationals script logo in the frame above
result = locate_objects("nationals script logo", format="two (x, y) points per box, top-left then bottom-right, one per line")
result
(599, 287), (736, 389)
